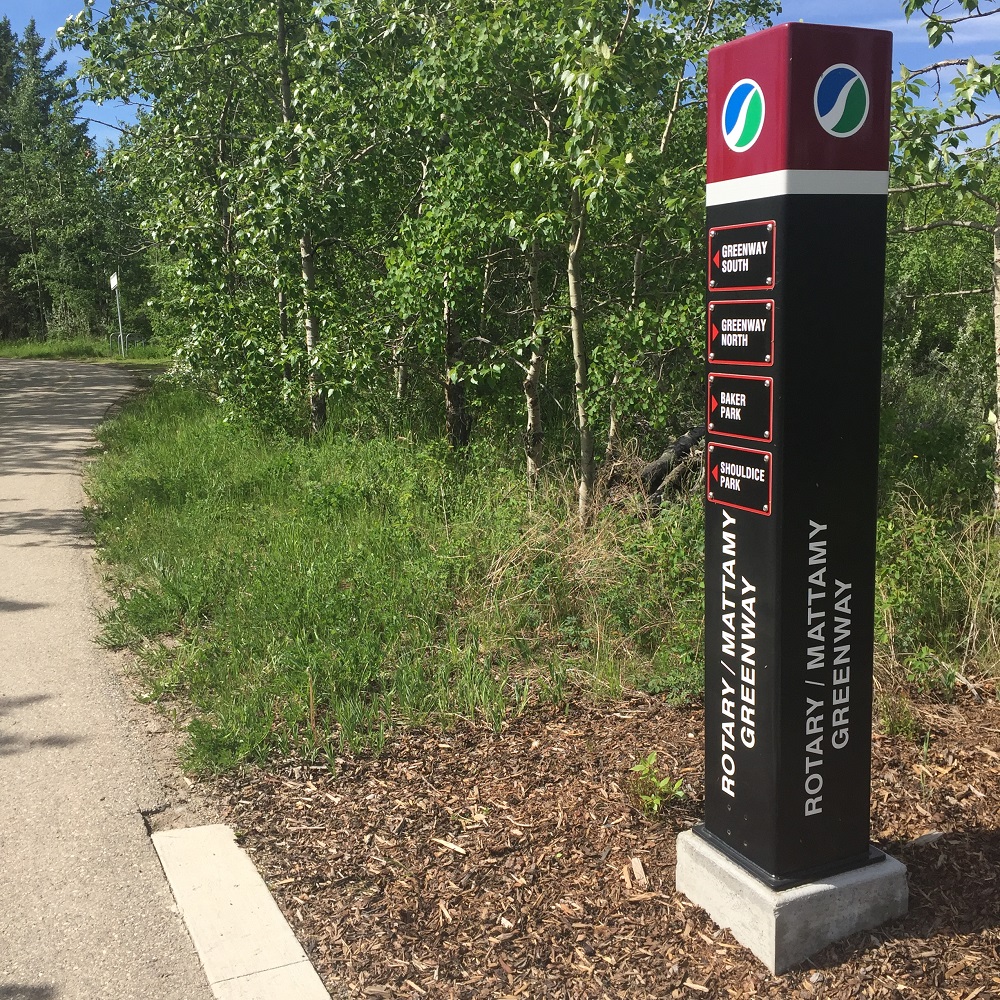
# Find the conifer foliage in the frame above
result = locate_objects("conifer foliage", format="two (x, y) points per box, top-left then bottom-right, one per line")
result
(0, 18), (108, 340)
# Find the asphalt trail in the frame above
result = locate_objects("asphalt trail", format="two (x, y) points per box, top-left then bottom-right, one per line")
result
(0, 361), (212, 999)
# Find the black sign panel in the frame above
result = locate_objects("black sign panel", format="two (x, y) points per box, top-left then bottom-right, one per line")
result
(707, 443), (771, 515)
(708, 221), (775, 291)
(708, 300), (774, 366)
(708, 374), (772, 442)
(702, 192), (887, 886)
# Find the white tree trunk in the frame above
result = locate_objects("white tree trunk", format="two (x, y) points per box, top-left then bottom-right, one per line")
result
(568, 188), (593, 526)
(278, 0), (325, 430)
(523, 241), (547, 488)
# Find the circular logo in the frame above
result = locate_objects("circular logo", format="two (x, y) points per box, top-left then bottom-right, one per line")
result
(814, 64), (870, 138)
(722, 79), (766, 152)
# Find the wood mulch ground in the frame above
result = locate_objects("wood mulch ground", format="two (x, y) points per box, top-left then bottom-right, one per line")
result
(213, 684), (1000, 999)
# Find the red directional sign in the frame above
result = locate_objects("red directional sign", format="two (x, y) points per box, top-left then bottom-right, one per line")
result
(708, 222), (775, 292)
(706, 443), (771, 516)
(708, 299), (774, 366)
(708, 373), (773, 442)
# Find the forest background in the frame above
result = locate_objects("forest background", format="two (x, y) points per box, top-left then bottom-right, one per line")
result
(0, 0), (998, 765)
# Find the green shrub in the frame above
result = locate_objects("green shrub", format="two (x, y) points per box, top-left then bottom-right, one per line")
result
(629, 750), (685, 817)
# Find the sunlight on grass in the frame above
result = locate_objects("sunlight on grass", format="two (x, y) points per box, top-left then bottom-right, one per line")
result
(0, 336), (171, 362)
(86, 384), (706, 769)
(86, 384), (1000, 771)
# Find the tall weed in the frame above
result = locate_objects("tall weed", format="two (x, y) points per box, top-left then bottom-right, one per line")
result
(88, 385), (702, 769)
(875, 497), (1000, 693)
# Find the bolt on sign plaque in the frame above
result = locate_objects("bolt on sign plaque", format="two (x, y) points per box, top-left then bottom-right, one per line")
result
(708, 222), (775, 291)
(708, 373), (773, 442)
(697, 22), (892, 888)
(708, 300), (774, 365)
(707, 444), (771, 515)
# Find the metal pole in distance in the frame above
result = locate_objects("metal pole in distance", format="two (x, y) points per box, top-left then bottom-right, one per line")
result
(674, 22), (907, 974)
(110, 271), (124, 358)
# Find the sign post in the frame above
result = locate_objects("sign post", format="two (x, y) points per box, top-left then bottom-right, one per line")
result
(675, 22), (907, 973)
(110, 271), (125, 358)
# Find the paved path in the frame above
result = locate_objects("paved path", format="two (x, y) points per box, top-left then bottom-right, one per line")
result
(0, 361), (212, 1000)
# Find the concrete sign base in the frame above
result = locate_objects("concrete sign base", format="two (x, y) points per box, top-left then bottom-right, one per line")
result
(675, 830), (907, 973)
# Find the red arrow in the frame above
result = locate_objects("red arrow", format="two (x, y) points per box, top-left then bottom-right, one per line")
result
(711, 322), (719, 343)
(712, 463), (719, 483)
(710, 395), (718, 413)
(713, 249), (721, 269)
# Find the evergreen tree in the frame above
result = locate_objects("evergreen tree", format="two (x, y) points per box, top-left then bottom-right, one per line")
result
(0, 19), (108, 339)
(0, 17), (22, 337)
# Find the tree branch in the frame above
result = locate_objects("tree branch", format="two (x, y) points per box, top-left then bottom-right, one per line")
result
(965, 186), (1000, 211)
(902, 287), (990, 298)
(930, 6), (1000, 27)
(889, 180), (951, 194)
(146, 31), (274, 58)
(890, 179), (1000, 211)
(937, 112), (1000, 135)
(908, 58), (967, 75)
(901, 219), (994, 234)
(78, 116), (129, 133)
(611, 0), (638, 54)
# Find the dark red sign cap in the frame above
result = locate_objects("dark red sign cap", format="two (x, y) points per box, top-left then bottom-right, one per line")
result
(707, 22), (892, 183)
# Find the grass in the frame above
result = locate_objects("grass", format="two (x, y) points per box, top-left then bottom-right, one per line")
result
(875, 498), (1000, 689)
(85, 382), (1000, 771)
(871, 495), (1000, 734)
(0, 334), (171, 363)
(86, 384), (704, 770)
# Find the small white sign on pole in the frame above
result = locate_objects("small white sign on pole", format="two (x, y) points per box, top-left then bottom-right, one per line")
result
(111, 271), (125, 357)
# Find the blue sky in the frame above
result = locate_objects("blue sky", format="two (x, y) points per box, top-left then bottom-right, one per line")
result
(776, 0), (1000, 66)
(5, 0), (1000, 146)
